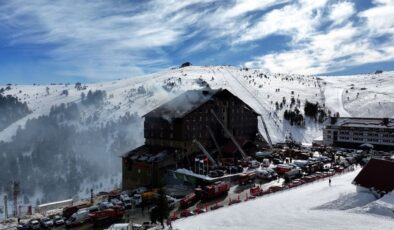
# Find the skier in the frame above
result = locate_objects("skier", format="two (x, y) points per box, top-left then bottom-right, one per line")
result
(329, 178), (332, 187)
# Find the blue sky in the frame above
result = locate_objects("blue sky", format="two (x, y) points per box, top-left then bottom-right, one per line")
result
(0, 0), (393, 84)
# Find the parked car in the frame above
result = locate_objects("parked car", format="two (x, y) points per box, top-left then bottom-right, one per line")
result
(248, 160), (260, 169)
(272, 158), (283, 165)
(99, 201), (114, 210)
(131, 223), (143, 230)
(52, 215), (65, 226)
(167, 195), (177, 210)
(65, 209), (89, 227)
(142, 221), (155, 229)
(238, 172), (256, 185)
(120, 194), (132, 209)
(266, 168), (278, 179)
(131, 187), (148, 195)
(110, 198), (123, 207)
(216, 170), (225, 177)
(16, 224), (29, 230)
(87, 205), (100, 214)
(29, 219), (41, 230)
(40, 217), (54, 228)
(261, 158), (270, 167)
(208, 170), (219, 178)
(284, 168), (302, 181)
(228, 165), (243, 174)
(130, 194), (143, 206)
(106, 223), (129, 230)
(256, 169), (273, 180)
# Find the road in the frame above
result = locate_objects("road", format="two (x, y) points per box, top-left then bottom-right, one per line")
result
(324, 87), (351, 117)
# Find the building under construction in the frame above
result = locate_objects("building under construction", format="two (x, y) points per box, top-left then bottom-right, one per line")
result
(122, 88), (262, 190)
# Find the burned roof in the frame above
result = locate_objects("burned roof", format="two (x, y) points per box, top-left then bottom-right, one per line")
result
(353, 158), (394, 194)
(327, 117), (394, 129)
(143, 88), (259, 119)
(122, 145), (173, 163)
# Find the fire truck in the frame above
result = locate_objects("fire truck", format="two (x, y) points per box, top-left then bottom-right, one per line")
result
(195, 181), (230, 200)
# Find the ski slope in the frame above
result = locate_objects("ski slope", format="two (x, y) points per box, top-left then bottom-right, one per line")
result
(173, 169), (394, 230)
(1, 66), (393, 144)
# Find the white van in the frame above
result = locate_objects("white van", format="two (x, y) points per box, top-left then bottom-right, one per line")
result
(106, 223), (130, 230)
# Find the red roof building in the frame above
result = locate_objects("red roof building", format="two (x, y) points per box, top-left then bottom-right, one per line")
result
(353, 158), (394, 196)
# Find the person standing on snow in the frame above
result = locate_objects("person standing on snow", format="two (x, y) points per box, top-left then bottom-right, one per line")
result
(329, 178), (332, 186)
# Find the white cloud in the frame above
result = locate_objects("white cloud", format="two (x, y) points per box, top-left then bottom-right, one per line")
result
(0, 0), (215, 80)
(236, 0), (328, 43)
(221, 0), (287, 18)
(359, 0), (394, 36)
(329, 1), (355, 25)
(0, 0), (393, 80)
(243, 0), (394, 75)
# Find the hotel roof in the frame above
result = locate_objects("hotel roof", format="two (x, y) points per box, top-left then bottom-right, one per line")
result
(327, 117), (394, 129)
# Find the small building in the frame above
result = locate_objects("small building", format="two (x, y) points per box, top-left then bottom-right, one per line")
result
(122, 88), (260, 190)
(353, 158), (394, 197)
(323, 117), (394, 150)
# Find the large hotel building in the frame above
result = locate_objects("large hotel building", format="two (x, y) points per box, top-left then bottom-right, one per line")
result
(323, 117), (394, 150)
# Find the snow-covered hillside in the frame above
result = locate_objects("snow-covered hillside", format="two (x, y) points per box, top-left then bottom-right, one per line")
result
(173, 169), (394, 230)
(2, 66), (392, 144)
(0, 66), (393, 204)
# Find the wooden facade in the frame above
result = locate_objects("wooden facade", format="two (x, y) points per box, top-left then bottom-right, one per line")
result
(144, 89), (258, 153)
(122, 89), (259, 190)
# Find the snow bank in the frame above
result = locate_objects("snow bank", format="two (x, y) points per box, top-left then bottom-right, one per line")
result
(315, 192), (377, 210)
(174, 170), (393, 230)
(352, 191), (394, 218)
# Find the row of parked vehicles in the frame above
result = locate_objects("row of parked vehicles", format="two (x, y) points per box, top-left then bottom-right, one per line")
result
(17, 191), (137, 229)
(19, 215), (64, 230)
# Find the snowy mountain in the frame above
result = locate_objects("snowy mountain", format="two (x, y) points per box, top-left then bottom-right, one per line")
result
(0, 66), (393, 204)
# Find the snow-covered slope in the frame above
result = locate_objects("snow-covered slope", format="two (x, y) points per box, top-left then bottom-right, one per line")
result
(2, 66), (392, 144)
(1, 65), (393, 206)
(173, 169), (394, 230)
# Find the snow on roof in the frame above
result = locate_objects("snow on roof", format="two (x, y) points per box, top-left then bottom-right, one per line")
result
(328, 117), (394, 129)
(38, 198), (73, 208)
(143, 88), (221, 119)
(143, 88), (259, 120)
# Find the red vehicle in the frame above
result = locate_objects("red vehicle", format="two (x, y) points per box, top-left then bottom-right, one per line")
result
(62, 202), (91, 220)
(249, 186), (263, 196)
(180, 192), (197, 208)
(195, 181), (230, 200)
(287, 179), (304, 188)
(180, 209), (194, 218)
(228, 198), (241, 205)
(193, 207), (206, 214)
(268, 185), (283, 193)
(170, 213), (179, 221)
(210, 203), (224, 210)
(275, 164), (293, 174)
(88, 207), (124, 223)
(238, 172), (256, 185)
(334, 165), (344, 172)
